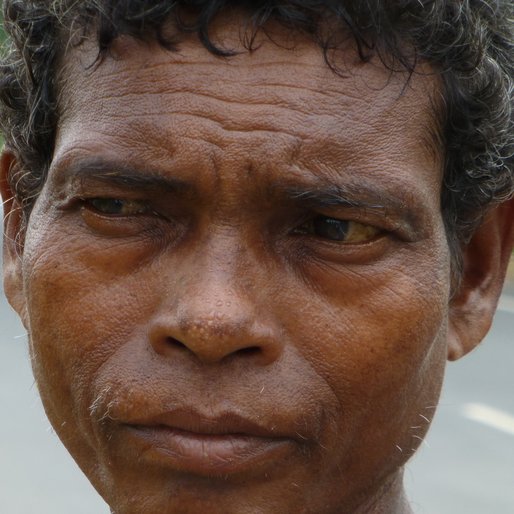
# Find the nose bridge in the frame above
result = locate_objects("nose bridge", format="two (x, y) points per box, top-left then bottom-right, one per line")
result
(184, 227), (254, 319)
(149, 232), (282, 365)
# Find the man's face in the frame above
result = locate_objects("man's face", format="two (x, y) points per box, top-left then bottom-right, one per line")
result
(9, 25), (452, 514)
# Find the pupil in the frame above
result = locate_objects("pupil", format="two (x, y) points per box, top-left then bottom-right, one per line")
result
(313, 217), (349, 241)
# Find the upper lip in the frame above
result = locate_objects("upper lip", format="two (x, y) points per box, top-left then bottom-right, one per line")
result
(125, 408), (294, 440)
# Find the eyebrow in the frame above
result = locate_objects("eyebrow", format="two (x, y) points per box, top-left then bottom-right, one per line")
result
(54, 155), (426, 234)
(284, 185), (386, 210)
(54, 157), (191, 194)
(280, 182), (425, 233)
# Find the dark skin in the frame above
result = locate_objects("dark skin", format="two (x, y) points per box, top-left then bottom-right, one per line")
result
(2, 21), (514, 514)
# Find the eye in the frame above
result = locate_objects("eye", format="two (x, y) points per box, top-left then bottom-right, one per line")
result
(295, 216), (381, 243)
(85, 198), (150, 216)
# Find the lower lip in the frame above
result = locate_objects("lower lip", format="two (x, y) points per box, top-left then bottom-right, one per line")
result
(123, 425), (295, 476)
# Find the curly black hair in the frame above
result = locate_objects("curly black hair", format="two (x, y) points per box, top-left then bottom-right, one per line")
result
(1, 0), (513, 272)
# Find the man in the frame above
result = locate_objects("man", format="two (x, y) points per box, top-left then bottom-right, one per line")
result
(0, 1), (512, 513)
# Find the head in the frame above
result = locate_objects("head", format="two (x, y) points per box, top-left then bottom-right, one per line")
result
(1, 2), (513, 514)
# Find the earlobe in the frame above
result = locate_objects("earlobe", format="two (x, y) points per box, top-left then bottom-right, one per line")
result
(1, 149), (28, 325)
(448, 199), (514, 360)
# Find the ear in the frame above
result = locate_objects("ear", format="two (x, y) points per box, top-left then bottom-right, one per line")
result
(1, 149), (28, 326)
(447, 199), (514, 360)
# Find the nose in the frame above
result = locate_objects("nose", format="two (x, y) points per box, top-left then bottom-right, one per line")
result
(148, 278), (283, 366)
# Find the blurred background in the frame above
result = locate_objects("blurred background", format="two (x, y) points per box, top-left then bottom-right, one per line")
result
(0, 8), (513, 514)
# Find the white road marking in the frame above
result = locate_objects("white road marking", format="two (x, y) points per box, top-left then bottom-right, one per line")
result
(498, 294), (514, 314)
(461, 403), (514, 437)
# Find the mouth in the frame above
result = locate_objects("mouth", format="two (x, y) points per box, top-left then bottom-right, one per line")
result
(121, 410), (299, 477)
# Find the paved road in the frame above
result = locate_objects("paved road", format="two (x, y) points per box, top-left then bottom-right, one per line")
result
(1, 288), (513, 513)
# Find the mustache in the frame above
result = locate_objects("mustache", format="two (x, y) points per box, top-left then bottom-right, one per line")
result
(89, 384), (118, 424)
(84, 344), (339, 448)
(87, 376), (326, 446)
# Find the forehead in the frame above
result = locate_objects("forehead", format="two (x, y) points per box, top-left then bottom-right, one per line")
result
(54, 26), (442, 199)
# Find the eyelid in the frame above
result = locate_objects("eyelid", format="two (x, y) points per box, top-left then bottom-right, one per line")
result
(293, 216), (384, 245)
(83, 197), (151, 216)
(304, 206), (414, 242)
(295, 208), (385, 231)
(72, 196), (174, 240)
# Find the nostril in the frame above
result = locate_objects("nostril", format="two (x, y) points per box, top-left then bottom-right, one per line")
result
(159, 337), (261, 359)
(149, 320), (281, 364)
(236, 346), (261, 357)
(165, 337), (188, 350)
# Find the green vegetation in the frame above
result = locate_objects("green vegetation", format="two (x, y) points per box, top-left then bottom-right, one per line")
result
(0, 5), (4, 44)
(0, 11), (4, 148)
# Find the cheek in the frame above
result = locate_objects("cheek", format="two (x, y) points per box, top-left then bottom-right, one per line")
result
(21, 219), (157, 432)
(291, 280), (448, 412)
(276, 245), (450, 473)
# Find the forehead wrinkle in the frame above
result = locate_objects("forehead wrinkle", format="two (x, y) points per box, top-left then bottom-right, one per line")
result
(56, 32), (443, 201)
(59, 33), (421, 123)
(58, 33), (439, 125)
(60, 86), (435, 168)
(58, 21), (442, 127)
(62, 67), (376, 127)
